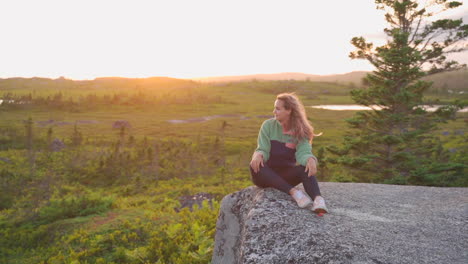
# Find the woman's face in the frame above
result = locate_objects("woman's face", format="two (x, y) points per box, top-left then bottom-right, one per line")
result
(273, 99), (291, 123)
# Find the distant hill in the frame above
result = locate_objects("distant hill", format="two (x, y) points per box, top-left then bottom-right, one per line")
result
(0, 69), (466, 92)
(191, 69), (468, 91)
(422, 69), (468, 92)
(90, 77), (197, 90)
(0, 76), (197, 90)
(191, 71), (369, 85)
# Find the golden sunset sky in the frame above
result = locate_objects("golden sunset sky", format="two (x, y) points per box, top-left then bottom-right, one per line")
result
(1, 0), (467, 80)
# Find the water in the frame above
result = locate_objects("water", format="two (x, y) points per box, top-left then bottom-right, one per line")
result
(0, 99), (15, 105)
(309, 104), (468, 112)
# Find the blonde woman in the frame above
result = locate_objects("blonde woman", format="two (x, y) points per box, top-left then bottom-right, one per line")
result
(250, 93), (328, 214)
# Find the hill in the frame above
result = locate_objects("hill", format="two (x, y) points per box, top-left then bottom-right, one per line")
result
(0, 76), (197, 90)
(191, 71), (368, 85)
(0, 69), (466, 93)
(422, 68), (468, 92)
(191, 69), (468, 92)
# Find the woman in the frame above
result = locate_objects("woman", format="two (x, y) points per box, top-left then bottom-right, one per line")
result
(249, 93), (327, 214)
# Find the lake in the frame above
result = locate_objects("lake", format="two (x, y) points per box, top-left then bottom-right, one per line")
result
(309, 105), (468, 113)
(0, 99), (15, 105)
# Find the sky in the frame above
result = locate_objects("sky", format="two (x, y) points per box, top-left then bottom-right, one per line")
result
(1, 0), (467, 80)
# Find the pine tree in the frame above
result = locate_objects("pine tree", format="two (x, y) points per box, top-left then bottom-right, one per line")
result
(327, 0), (467, 185)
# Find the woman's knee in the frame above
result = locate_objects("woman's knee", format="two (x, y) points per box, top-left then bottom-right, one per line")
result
(249, 165), (270, 187)
(294, 165), (310, 177)
(249, 163), (269, 176)
(249, 166), (260, 185)
(249, 165), (257, 177)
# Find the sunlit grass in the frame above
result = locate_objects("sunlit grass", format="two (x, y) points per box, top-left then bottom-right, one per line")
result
(1, 79), (466, 263)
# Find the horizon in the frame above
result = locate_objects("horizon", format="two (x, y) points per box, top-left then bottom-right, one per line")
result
(1, 0), (467, 80)
(0, 70), (372, 81)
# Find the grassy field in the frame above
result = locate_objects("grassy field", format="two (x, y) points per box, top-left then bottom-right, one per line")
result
(1, 81), (464, 152)
(0, 78), (466, 263)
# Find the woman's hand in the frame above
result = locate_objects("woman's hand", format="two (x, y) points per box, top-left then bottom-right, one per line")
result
(250, 152), (264, 173)
(305, 157), (318, 177)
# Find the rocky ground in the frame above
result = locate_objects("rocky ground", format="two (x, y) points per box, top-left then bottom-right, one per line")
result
(212, 183), (468, 264)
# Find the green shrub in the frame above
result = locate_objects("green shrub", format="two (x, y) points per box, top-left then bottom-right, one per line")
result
(38, 193), (113, 223)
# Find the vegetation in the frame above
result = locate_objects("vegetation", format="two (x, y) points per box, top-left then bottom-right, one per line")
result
(0, 74), (466, 263)
(327, 0), (468, 185)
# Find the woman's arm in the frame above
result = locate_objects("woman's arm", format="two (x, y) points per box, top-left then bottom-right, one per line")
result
(254, 120), (271, 162)
(295, 139), (318, 169)
(250, 120), (271, 172)
(296, 140), (318, 176)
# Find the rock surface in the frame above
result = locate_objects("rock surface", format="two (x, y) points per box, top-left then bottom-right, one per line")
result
(50, 138), (66, 152)
(212, 182), (468, 264)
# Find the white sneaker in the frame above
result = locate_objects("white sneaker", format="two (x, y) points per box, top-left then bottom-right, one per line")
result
(291, 190), (312, 208)
(312, 196), (328, 214)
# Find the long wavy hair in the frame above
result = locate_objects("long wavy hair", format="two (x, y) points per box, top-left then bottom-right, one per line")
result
(276, 93), (321, 143)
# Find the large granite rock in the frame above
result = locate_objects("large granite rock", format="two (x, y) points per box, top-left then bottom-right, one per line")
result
(212, 182), (468, 264)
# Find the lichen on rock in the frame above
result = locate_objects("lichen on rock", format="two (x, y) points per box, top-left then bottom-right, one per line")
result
(212, 182), (468, 264)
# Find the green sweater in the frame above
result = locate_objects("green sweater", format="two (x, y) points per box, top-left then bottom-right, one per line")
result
(255, 118), (316, 168)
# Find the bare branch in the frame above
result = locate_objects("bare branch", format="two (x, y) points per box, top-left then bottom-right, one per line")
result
(409, 10), (425, 45)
